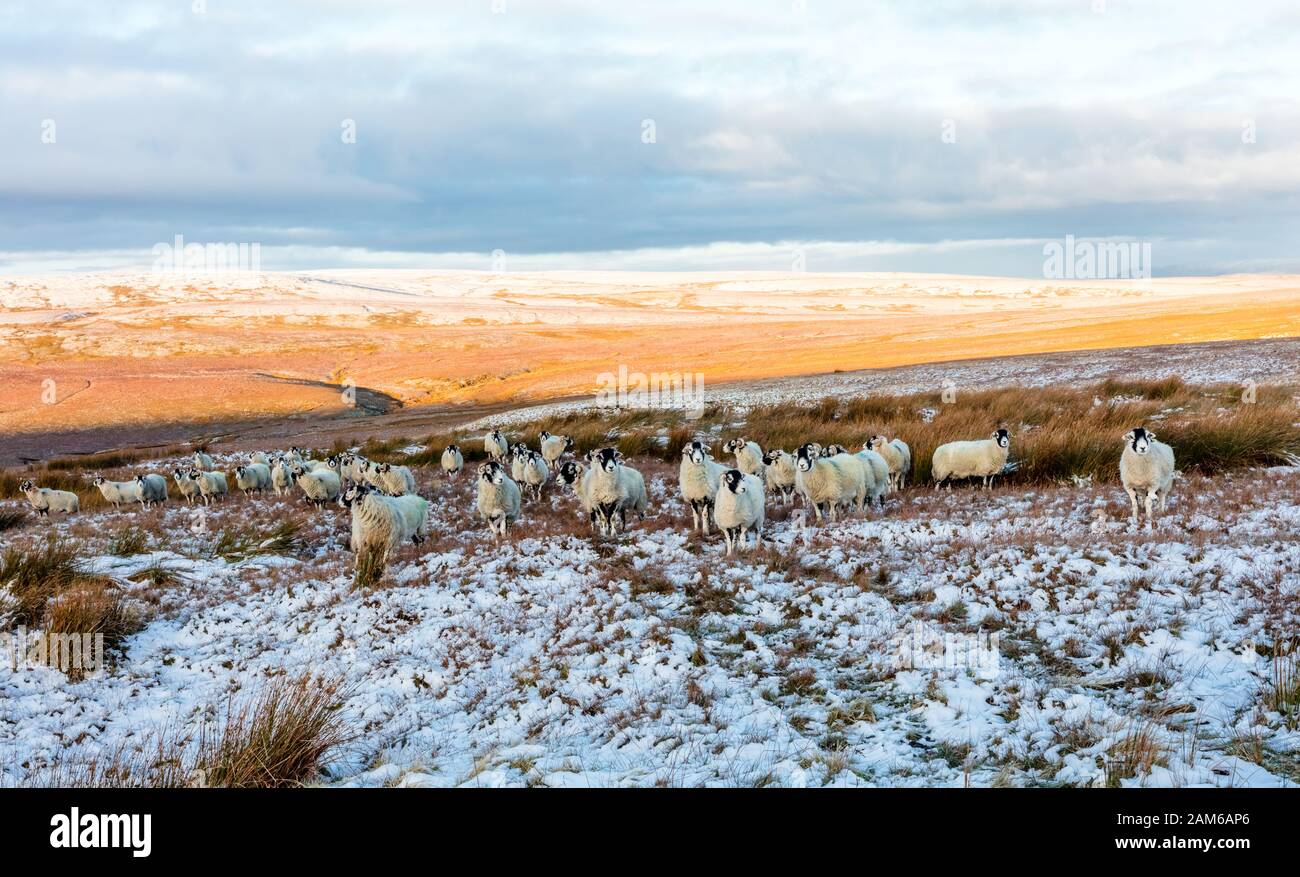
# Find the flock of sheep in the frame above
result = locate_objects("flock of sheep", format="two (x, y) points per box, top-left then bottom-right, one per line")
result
(14, 421), (1177, 565)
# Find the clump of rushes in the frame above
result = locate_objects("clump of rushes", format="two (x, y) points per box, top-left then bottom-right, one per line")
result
(0, 538), (93, 629)
(195, 673), (355, 788)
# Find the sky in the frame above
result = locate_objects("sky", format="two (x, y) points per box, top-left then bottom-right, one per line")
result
(1, 0), (1298, 276)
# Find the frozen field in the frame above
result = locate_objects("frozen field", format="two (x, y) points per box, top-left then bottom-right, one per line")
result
(3, 444), (1298, 787)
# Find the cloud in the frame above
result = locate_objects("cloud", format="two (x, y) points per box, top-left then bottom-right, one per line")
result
(0, 0), (1298, 274)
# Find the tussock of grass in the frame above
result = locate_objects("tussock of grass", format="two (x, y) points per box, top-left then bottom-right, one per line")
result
(40, 581), (143, 677)
(209, 520), (301, 562)
(24, 674), (353, 788)
(195, 673), (354, 788)
(1105, 720), (1166, 786)
(1264, 645), (1300, 731)
(0, 510), (26, 533)
(108, 527), (149, 556)
(353, 547), (386, 590)
(0, 538), (97, 629)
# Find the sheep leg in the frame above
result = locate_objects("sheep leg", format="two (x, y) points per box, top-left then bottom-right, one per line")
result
(1125, 487), (1140, 523)
(1144, 490), (1155, 524)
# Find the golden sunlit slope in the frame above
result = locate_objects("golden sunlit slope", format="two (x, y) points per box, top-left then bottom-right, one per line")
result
(1, 270), (1298, 438)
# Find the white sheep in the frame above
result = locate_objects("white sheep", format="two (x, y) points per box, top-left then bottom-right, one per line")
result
(509, 442), (530, 483)
(340, 482), (430, 565)
(1120, 426), (1176, 525)
(484, 429), (509, 462)
(557, 460), (599, 531)
(867, 435), (912, 491)
(172, 468), (203, 504)
(134, 473), (169, 507)
(761, 448), (799, 506)
(193, 450), (215, 470)
(714, 469), (765, 555)
(189, 468), (229, 505)
(93, 476), (143, 510)
(679, 440), (725, 534)
(18, 479), (79, 516)
(538, 431), (574, 467)
(722, 438), (766, 479)
(932, 429), (1011, 490)
(233, 463), (272, 495)
(271, 459), (296, 496)
(476, 461), (521, 540)
(249, 451), (270, 466)
(372, 462), (417, 496)
(441, 444), (464, 479)
(521, 451), (551, 502)
(794, 444), (866, 523)
(293, 464), (340, 508)
(586, 448), (648, 536)
(853, 447), (890, 509)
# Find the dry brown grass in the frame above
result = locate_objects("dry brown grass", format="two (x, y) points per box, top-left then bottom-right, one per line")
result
(740, 380), (1299, 485)
(0, 537), (101, 629)
(195, 673), (355, 788)
(39, 580), (143, 678)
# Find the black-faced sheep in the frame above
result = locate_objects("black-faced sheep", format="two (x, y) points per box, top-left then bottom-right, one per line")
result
(586, 448), (648, 536)
(932, 429), (1011, 490)
(18, 479), (78, 516)
(715, 469), (765, 556)
(1120, 426), (1176, 525)
(679, 440), (725, 534)
(476, 461), (521, 540)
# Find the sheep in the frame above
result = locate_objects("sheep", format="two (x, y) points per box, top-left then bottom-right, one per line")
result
(585, 448), (648, 536)
(722, 438), (766, 478)
(509, 442), (531, 482)
(339, 482), (430, 568)
(441, 444), (464, 479)
(932, 428), (1011, 490)
(249, 451), (270, 466)
(521, 451), (551, 502)
(476, 461), (521, 540)
(557, 460), (598, 531)
(714, 469), (765, 556)
(853, 447), (890, 509)
(18, 479), (78, 516)
(172, 468), (203, 504)
(867, 435), (912, 491)
(193, 450), (215, 470)
(484, 429), (509, 462)
(270, 458), (296, 496)
(329, 453), (368, 485)
(761, 448), (799, 506)
(1120, 426), (1176, 525)
(134, 473), (169, 507)
(793, 444), (866, 523)
(679, 440), (725, 534)
(189, 468), (229, 505)
(93, 476), (143, 510)
(538, 431), (574, 467)
(293, 464), (341, 508)
(819, 444), (849, 458)
(372, 462), (417, 496)
(233, 463), (272, 495)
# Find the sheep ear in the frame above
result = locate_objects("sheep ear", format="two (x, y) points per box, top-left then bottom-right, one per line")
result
(1124, 430), (1136, 442)
(1145, 429), (1157, 441)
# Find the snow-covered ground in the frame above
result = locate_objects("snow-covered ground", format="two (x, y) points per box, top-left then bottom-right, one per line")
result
(3, 445), (1298, 788)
